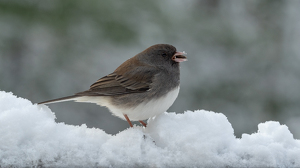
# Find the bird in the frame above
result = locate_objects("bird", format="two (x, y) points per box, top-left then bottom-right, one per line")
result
(38, 44), (187, 127)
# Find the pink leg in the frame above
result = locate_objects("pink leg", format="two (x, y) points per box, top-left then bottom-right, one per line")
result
(139, 120), (147, 127)
(124, 114), (133, 127)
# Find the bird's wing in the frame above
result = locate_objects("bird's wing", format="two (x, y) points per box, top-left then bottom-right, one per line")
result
(76, 67), (157, 96)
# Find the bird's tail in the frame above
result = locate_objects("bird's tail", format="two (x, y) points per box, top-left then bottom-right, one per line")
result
(38, 95), (79, 105)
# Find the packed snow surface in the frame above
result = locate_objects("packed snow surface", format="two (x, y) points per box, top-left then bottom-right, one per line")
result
(0, 91), (299, 167)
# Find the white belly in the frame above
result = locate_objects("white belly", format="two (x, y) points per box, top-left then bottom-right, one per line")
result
(75, 87), (180, 121)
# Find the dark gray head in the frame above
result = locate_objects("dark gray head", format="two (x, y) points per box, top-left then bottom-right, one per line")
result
(137, 44), (187, 68)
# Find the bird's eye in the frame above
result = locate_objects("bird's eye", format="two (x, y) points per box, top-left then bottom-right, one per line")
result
(162, 53), (167, 57)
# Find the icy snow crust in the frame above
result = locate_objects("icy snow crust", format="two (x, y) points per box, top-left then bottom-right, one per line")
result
(0, 91), (299, 167)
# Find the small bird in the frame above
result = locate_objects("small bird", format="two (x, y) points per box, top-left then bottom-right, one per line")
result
(39, 44), (187, 127)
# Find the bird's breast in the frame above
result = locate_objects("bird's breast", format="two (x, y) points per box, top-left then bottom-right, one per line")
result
(106, 86), (180, 121)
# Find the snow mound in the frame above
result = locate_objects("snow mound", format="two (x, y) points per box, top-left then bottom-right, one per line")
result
(0, 91), (299, 167)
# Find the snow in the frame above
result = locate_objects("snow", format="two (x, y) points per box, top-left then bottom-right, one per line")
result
(0, 91), (299, 167)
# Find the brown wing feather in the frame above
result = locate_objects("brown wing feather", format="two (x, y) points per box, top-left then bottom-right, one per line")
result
(115, 75), (150, 90)
(75, 57), (157, 96)
(90, 73), (120, 88)
(76, 72), (153, 96)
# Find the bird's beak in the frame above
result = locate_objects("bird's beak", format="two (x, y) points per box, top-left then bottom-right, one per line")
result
(172, 51), (187, 63)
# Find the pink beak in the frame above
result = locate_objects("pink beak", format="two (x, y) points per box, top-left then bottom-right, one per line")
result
(172, 51), (187, 63)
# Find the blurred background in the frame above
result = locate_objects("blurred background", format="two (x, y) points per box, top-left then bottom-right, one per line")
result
(1, 0), (300, 138)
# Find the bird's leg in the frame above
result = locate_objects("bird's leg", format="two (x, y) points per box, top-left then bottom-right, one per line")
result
(139, 120), (147, 127)
(124, 114), (133, 127)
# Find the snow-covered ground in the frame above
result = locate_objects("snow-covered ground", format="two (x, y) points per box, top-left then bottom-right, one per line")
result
(0, 91), (299, 167)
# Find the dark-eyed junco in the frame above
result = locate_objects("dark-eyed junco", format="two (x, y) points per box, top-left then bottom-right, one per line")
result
(39, 44), (187, 127)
